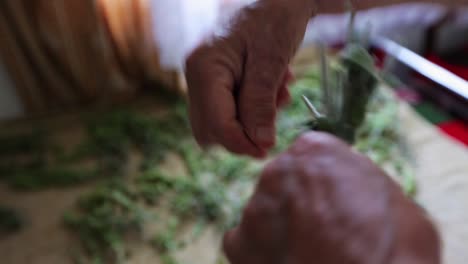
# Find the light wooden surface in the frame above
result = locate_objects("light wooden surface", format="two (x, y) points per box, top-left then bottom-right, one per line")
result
(0, 97), (466, 264)
(399, 103), (468, 264)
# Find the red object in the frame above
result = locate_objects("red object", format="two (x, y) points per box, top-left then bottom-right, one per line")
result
(371, 48), (387, 69)
(411, 53), (468, 84)
(438, 121), (468, 146)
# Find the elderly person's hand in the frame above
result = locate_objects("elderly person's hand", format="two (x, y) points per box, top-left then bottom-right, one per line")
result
(184, 0), (314, 157)
(223, 132), (441, 264)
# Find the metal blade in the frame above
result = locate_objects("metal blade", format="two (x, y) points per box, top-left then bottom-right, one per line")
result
(372, 36), (468, 101)
(302, 95), (322, 120)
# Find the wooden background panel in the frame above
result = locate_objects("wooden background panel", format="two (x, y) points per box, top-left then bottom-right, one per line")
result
(0, 0), (184, 119)
(6, 0), (79, 107)
(0, 3), (47, 113)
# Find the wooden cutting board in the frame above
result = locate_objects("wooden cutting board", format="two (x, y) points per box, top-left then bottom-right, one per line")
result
(0, 94), (466, 264)
(399, 103), (468, 264)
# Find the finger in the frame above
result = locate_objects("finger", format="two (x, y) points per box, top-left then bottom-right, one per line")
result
(185, 45), (264, 158)
(238, 53), (289, 149)
(223, 156), (292, 263)
(223, 229), (276, 264)
(239, 157), (290, 243)
(276, 83), (291, 108)
(284, 67), (295, 83)
(216, 117), (267, 158)
(277, 68), (294, 108)
(223, 227), (243, 264)
(187, 69), (263, 158)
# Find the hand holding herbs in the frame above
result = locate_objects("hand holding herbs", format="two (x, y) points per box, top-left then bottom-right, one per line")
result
(185, 0), (312, 158)
(224, 132), (440, 264)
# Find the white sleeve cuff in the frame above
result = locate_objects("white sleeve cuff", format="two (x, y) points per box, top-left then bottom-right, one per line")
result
(150, 0), (220, 71)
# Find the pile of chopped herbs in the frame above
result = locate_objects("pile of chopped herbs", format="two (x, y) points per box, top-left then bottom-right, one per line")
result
(0, 64), (414, 263)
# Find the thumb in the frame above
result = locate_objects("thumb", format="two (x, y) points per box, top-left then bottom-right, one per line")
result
(238, 55), (288, 149)
(223, 228), (243, 264)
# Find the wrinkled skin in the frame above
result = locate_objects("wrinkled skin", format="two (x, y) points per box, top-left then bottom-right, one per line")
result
(224, 132), (441, 264)
(185, 0), (313, 158)
(183, 0), (395, 158)
(185, 0), (451, 157)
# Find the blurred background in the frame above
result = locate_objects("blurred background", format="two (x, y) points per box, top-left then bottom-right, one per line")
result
(0, 1), (467, 264)
(0, 2), (467, 123)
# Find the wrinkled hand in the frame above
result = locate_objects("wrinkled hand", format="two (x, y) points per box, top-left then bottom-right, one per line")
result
(224, 132), (441, 264)
(185, 0), (313, 158)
